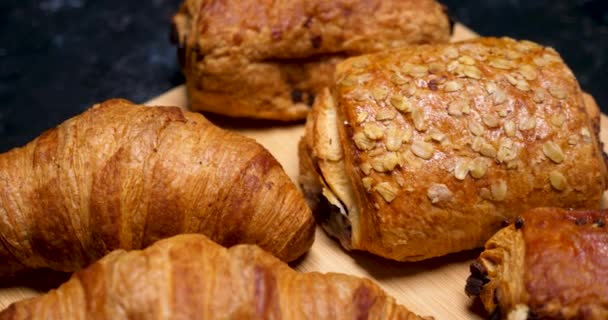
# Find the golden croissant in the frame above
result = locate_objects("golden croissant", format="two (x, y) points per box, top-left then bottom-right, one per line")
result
(0, 234), (430, 320)
(0, 99), (314, 277)
(466, 208), (608, 320)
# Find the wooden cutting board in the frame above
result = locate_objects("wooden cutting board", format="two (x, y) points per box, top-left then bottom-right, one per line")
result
(1, 24), (606, 319)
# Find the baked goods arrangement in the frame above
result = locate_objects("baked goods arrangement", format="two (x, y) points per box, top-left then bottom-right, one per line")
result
(0, 99), (314, 277)
(2, 1), (608, 320)
(172, 0), (451, 121)
(0, 234), (430, 320)
(299, 37), (607, 262)
(466, 208), (608, 320)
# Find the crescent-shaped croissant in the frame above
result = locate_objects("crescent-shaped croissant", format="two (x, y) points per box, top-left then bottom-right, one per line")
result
(0, 99), (315, 276)
(0, 234), (430, 320)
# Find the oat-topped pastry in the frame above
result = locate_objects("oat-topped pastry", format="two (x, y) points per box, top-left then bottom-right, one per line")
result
(299, 37), (607, 261)
(171, 0), (451, 121)
(466, 208), (608, 320)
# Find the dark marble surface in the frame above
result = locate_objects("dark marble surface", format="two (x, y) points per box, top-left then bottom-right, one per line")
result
(1, 0), (607, 152)
(443, 0), (608, 116)
(1, 0), (183, 152)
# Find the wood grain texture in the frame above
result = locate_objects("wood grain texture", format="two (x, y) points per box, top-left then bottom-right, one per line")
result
(1, 24), (605, 320)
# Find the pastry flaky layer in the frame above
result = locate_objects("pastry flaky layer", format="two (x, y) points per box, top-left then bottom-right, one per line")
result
(299, 37), (608, 261)
(172, 0), (451, 121)
(466, 208), (608, 320)
(0, 234), (431, 320)
(0, 99), (315, 276)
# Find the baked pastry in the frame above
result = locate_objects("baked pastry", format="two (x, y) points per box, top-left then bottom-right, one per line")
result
(0, 99), (314, 277)
(299, 37), (607, 261)
(465, 208), (608, 320)
(171, 0), (451, 121)
(0, 234), (431, 320)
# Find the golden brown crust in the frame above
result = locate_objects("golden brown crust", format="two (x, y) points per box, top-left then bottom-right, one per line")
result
(465, 223), (527, 320)
(173, 0), (451, 120)
(0, 234), (431, 320)
(524, 208), (608, 319)
(0, 99), (315, 277)
(300, 37), (607, 261)
(468, 208), (608, 320)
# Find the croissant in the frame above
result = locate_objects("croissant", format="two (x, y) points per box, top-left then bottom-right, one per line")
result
(0, 234), (430, 320)
(0, 99), (315, 277)
(299, 37), (607, 261)
(465, 208), (608, 320)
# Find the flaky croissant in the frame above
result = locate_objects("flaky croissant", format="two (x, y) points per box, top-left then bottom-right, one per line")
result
(0, 234), (430, 320)
(466, 208), (608, 320)
(0, 99), (314, 277)
(299, 37), (607, 261)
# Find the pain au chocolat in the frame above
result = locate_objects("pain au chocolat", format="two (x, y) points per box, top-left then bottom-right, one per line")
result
(172, 0), (451, 121)
(466, 208), (608, 320)
(299, 37), (607, 261)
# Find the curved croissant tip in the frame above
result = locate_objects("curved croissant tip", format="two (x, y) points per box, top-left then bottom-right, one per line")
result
(279, 210), (316, 262)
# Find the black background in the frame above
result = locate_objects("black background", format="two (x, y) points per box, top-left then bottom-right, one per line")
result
(1, 0), (607, 152)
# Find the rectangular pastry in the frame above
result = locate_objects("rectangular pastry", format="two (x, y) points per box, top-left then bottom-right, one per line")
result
(299, 37), (607, 261)
(466, 207), (608, 320)
(172, 0), (451, 120)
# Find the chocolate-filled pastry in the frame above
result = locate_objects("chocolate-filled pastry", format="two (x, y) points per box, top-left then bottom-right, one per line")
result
(172, 0), (451, 121)
(0, 234), (432, 320)
(0, 99), (315, 277)
(466, 208), (608, 320)
(299, 37), (607, 261)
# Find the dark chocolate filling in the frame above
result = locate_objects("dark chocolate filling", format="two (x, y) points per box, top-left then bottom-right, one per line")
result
(313, 190), (353, 250)
(465, 260), (490, 298)
(514, 216), (525, 229)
